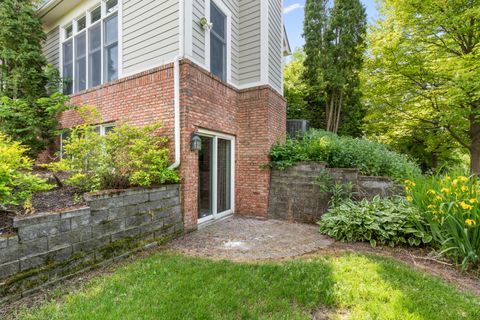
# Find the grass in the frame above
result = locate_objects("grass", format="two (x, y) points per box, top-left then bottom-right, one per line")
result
(19, 252), (480, 320)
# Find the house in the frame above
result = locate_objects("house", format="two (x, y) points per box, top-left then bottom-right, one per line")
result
(39, 0), (290, 231)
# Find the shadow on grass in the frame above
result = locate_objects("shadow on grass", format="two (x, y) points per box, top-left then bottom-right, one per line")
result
(372, 254), (480, 320)
(16, 252), (480, 320)
(19, 253), (337, 320)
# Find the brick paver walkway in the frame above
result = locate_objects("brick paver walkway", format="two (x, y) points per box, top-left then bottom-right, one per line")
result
(168, 216), (333, 261)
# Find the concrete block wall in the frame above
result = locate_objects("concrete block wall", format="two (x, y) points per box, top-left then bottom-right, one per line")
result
(0, 185), (182, 303)
(268, 162), (401, 223)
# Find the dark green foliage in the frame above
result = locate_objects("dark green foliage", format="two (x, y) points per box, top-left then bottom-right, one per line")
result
(0, 0), (68, 158)
(269, 129), (421, 180)
(0, 0), (50, 99)
(319, 197), (432, 248)
(0, 93), (69, 157)
(301, 0), (367, 134)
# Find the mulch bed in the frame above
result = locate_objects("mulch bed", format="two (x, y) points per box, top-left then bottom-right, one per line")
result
(0, 169), (86, 235)
(0, 210), (15, 236)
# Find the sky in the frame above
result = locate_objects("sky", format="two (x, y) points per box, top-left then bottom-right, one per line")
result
(284, 0), (379, 52)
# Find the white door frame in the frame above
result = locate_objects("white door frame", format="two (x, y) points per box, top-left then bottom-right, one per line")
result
(197, 129), (235, 225)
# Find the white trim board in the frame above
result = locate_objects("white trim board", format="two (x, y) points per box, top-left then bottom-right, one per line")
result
(197, 128), (236, 225)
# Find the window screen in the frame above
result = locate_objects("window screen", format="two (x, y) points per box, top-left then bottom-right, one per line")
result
(62, 40), (74, 94)
(75, 32), (87, 92)
(210, 3), (226, 81)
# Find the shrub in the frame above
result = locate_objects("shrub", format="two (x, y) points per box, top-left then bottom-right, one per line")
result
(315, 171), (354, 208)
(0, 93), (70, 158)
(406, 174), (480, 269)
(318, 196), (432, 248)
(0, 134), (52, 206)
(269, 129), (421, 180)
(49, 118), (180, 192)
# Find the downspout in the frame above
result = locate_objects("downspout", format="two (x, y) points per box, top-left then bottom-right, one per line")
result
(169, 0), (184, 170)
(169, 56), (181, 170)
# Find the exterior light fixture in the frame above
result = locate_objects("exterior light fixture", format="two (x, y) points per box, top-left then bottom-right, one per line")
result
(190, 133), (202, 152)
(199, 17), (213, 31)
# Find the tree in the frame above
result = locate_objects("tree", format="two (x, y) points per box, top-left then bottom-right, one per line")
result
(302, 0), (328, 129)
(0, 0), (51, 99)
(0, 0), (67, 158)
(363, 0), (480, 174)
(302, 0), (367, 134)
(284, 49), (308, 120)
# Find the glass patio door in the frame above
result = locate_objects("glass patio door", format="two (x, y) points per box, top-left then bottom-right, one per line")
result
(198, 131), (234, 224)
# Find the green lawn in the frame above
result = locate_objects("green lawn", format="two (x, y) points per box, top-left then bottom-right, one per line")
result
(19, 252), (480, 320)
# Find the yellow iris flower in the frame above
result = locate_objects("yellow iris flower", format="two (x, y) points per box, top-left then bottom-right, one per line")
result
(465, 219), (477, 226)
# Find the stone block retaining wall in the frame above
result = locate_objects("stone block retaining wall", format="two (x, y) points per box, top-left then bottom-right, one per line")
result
(268, 162), (401, 223)
(0, 185), (182, 303)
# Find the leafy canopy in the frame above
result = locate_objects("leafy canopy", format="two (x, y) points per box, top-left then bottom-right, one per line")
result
(363, 0), (480, 173)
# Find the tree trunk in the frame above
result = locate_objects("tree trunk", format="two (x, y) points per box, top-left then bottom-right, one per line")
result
(470, 116), (480, 176)
(326, 92), (335, 132)
(333, 91), (343, 134)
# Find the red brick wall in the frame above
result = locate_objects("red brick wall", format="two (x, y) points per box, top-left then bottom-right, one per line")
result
(55, 59), (286, 231)
(60, 64), (176, 145)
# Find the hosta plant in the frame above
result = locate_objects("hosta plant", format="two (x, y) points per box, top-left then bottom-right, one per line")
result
(318, 196), (432, 248)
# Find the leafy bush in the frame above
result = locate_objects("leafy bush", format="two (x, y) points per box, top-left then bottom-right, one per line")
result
(0, 93), (69, 157)
(49, 115), (180, 192)
(318, 196), (432, 248)
(0, 134), (52, 206)
(315, 171), (354, 208)
(405, 174), (480, 269)
(270, 129), (421, 180)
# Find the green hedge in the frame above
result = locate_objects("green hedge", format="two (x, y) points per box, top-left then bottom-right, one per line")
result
(269, 130), (420, 180)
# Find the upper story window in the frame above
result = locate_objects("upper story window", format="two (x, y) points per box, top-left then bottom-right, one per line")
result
(62, 1), (119, 95)
(210, 2), (226, 81)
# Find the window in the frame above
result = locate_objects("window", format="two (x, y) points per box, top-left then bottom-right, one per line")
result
(210, 3), (226, 81)
(89, 24), (102, 87)
(104, 14), (118, 82)
(62, 40), (73, 94)
(77, 16), (86, 31)
(61, 1), (119, 94)
(59, 124), (115, 157)
(75, 32), (87, 92)
(106, 0), (118, 14)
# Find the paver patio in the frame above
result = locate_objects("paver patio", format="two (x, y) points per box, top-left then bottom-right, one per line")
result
(167, 216), (334, 261)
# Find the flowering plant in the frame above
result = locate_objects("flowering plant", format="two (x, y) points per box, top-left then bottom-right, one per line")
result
(405, 174), (480, 269)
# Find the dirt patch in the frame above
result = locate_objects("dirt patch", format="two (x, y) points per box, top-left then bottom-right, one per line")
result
(29, 185), (84, 213)
(0, 210), (15, 235)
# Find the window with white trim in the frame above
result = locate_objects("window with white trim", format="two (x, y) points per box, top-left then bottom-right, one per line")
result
(60, 123), (115, 158)
(210, 2), (227, 81)
(61, 0), (119, 95)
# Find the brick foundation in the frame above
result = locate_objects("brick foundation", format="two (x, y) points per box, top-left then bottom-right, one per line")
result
(56, 59), (286, 231)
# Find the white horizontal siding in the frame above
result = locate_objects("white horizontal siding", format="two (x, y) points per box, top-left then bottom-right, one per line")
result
(268, 0), (283, 92)
(43, 26), (60, 69)
(122, 0), (180, 76)
(238, 0), (261, 85)
(192, 0), (205, 64)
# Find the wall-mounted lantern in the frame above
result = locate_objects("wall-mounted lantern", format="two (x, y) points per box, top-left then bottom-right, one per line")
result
(190, 133), (202, 152)
(199, 17), (213, 32)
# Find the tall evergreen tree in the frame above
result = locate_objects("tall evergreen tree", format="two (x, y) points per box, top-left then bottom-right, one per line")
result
(302, 0), (328, 129)
(0, 0), (67, 158)
(0, 0), (49, 99)
(302, 0), (367, 135)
